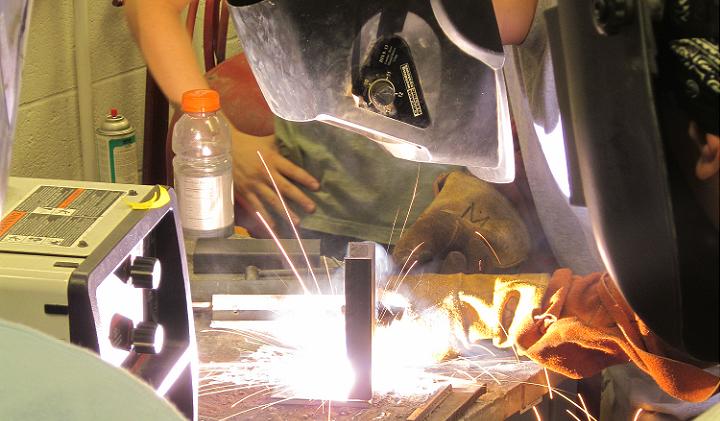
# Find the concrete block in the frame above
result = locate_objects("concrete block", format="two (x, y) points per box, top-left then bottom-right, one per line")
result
(19, 1), (76, 104)
(12, 93), (84, 180)
(88, 2), (146, 81)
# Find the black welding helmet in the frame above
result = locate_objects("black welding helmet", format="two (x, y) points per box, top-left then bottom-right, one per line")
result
(227, 0), (515, 183)
(546, 0), (718, 362)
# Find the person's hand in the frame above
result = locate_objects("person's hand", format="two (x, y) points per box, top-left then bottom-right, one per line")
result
(386, 272), (548, 347)
(392, 171), (531, 274)
(230, 128), (320, 230)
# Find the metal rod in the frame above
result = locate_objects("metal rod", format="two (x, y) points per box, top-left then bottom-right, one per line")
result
(344, 242), (375, 402)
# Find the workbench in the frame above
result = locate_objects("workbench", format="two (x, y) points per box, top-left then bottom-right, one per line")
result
(187, 238), (578, 420)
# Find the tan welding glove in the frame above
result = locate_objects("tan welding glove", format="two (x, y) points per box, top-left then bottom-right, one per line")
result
(386, 272), (549, 349)
(392, 171), (531, 274)
(394, 270), (720, 403)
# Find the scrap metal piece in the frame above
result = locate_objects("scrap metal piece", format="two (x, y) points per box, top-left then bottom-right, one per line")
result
(407, 384), (453, 421)
(410, 385), (487, 421)
(344, 242), (375, 402)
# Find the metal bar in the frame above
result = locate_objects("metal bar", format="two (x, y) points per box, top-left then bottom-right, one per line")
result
(428, 385), (487, 421)
(407, 384), (453, 421)
(344, 242), (375, 402)
(192, 238), (321, 274)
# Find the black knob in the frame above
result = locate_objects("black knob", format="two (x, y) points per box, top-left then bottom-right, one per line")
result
(132, 321), (165, 354)
(368, 78), (396, 110)
(129, 256), (161, 289)
(109, 314), (134, 351)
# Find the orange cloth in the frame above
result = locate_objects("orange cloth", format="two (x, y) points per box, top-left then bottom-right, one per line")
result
(515, 269), (720, 402)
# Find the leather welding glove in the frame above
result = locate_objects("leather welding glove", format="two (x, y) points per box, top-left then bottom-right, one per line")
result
(385, 272), (549, 348)
(513, 269), (720, 403)
(392, 171), (531, 274)
(393, 269), (720, 402)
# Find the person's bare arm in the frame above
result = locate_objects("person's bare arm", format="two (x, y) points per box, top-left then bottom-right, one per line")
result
(124, 0), (319, 228)
(493, 0), (538, 45)
(124, 0), (208, 105)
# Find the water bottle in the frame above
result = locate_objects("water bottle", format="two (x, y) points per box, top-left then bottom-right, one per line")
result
(172, 89), (234, 238)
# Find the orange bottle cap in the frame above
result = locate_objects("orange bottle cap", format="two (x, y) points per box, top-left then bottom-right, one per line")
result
(181, 89), (221, 113)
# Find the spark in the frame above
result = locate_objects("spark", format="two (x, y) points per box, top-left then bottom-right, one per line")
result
(544, 368), (554, 399)
(323, 256), (335, 295)
(378, 242), (422, 321)
(578, 393), (591, 421)
(255, 211), (311, 295)
(499, 380), (597, 421)
(474, 231), (502, 266)
(219, 395), (297, 421)
(399, 164), (421, 239)
(633, 408), (643, 421)
(230, 386), (274, 408)
(470, 342), (497, 357)
(392, 260), (419, 294)
(566, 409), (582, 421)
(386, 208), (400, 251)
(456, 356), (501, 385)
(257, 150), (321, 294)
(532, 406), (542, 421)
(496, 321), (521, 362)
(394, 241), (425, 288)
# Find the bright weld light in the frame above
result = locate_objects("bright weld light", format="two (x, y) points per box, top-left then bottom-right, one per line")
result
(211, 292), (478, 400)
(372, 305), (464, 395)
(211, 279), (546, 403)
(379, 290), (409, 309)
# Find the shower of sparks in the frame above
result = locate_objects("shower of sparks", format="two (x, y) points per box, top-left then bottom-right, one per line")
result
(255, 212), (311, 295)
(211, 166), (597, 419)
(378, 241), (422, 321)
(257, 150), (321, 294)
(578, 393), (591, 421)
(532, 405), (542, 421)
(396, 241), (424, 282)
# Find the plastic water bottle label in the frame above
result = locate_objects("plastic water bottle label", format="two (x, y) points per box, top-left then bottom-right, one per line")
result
(175, 173), (234, 232)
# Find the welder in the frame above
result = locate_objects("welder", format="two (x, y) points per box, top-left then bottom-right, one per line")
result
(123, 0), (719, 418)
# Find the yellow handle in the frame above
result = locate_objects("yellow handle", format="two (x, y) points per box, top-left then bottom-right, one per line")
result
(126, 186), (171, 210)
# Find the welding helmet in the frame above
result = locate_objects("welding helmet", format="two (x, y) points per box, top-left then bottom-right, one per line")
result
(546, 0), (718, 362)
(227, 0), (514, 183)
(0, 0), (31, 213)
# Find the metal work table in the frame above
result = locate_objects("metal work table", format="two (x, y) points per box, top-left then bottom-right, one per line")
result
(195, 325), (572, 421)
(187, 238), (576, 420)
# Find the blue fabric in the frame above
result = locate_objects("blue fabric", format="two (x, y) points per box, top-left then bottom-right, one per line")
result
(0, 319), (185, 421)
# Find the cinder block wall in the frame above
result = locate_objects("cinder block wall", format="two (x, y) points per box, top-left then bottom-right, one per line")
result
(11, 1), (241, 181)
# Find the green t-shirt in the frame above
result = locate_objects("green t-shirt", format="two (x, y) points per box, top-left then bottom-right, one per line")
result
(275, 118), (458, 245)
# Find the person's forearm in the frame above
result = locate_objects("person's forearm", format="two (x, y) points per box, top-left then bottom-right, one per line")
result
(124, 0), (208, 105)
(492, 0), (538, 45)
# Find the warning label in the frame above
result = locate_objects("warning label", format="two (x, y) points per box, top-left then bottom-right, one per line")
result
(0, 186), (123, 247)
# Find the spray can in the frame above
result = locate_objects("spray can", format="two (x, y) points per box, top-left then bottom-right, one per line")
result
(96, 109), (139, 184)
